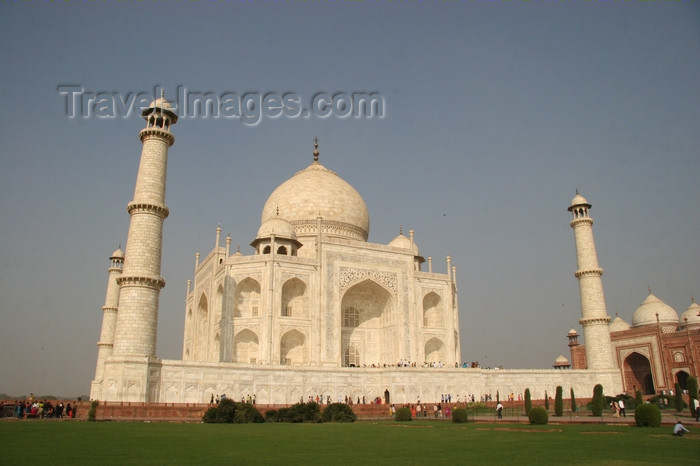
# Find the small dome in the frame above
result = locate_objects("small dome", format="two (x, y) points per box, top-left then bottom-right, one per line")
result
(631, 293), (679, 329)
(609, 316), (631, 333)
(388, 232), (420, 256)
(149, 97), (173, 109)
(110, 247), (124, 259)
(567, 328), (578, 336)
(681, 300), (700, 329)
(256, 217), (297, 241)
(554, 355), (570, 366)
(570, 193), (589, 207)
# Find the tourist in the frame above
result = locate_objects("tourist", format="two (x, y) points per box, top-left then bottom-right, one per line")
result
(673, 421), (689, 437)
(496, 402), (503, 419)
(693, 398), (699, 422)
(618, 399), (625, 417)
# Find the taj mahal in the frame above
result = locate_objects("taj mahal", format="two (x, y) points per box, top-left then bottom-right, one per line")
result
(90, 98), (697, 404)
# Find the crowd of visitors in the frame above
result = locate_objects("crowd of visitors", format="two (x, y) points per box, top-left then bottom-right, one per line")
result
(0, 394), (78, 420)
(349, 360), (503, 369)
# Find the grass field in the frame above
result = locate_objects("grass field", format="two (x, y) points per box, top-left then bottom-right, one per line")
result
(1, 420), (697, 465)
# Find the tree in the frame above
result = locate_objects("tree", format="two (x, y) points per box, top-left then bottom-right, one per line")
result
(524, 388), (532, 416)
(635, 389), (643, 408)
(570, 388), (577, 413)
(591, 384), (605, 417)
(687, 376), (698, 418)
(674, 382), (683, 413)
(554, 386), (563, 417)
(544, 391), (550, 411)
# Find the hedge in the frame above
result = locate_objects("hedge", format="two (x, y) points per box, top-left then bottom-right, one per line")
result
(528, 406), (548, 425)
(634, 404), (661, 427)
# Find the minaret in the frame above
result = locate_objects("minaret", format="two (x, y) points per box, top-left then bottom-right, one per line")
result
(112, 97), (177, 360)
(568, 192), (615, 370)
(90, 246), (124, 398)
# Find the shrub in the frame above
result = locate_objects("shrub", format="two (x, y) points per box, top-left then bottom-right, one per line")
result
(674, 383), (683, 413)
(554, 386), (563, 417)
(203, 398), (237, 423)
(591, 384), (605, 416)
(395, 407), (412, 421)
(235, 402), (264, 423)
(524, 389), (532, 416)
(528, 406), (548, 425)
(264, 409), (280, 422)
(88, 400), (99, 422)
(321, 403), (356, 423)
(275, 402), (321, 423)
(634, 403), (661, 427)
(452, 408), (468, 423)
(687, 377), (698, 418)
(648, 394), (685, 410)
(570, 388), (577, 412)
(202, 399), (263, 423)
(634, 390), (643, 408)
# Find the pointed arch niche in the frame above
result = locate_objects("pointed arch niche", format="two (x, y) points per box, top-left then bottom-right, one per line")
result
(423, 292), (444, 328)
(281, 278), (307, 318)
(623, 352), (655, 395)
(424, 337), (446, 364)
(234, 278), (261, 318)
(194, 293), (208, 361)
(233, 329), (259, 364)
(340, 279), (396, 366)
(214, 284), (224, 324)
(280, 329), (307, 365)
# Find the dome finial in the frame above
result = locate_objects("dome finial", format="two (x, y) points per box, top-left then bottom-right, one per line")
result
(648, 286), (652, 295)
(313, 137), (319, 162)
(399, 226), (403, 235)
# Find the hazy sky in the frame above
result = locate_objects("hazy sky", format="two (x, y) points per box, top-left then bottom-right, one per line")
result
(1, 2), (698, 397)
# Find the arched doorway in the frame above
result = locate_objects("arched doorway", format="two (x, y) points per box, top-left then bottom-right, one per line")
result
(340, 279), (396, 366)
(623, 352), (655, 395)
(676, 371), (690, 391)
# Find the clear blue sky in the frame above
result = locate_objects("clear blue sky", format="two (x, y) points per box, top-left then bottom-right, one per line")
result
(0, 1), (698, 397)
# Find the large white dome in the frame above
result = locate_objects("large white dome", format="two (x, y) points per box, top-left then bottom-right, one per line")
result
(261, 160), (369, 241)
(631, 293), (679, 330)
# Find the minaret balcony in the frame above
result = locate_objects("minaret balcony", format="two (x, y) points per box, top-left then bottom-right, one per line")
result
(126, 202), (169, 218)
(139, 127), (175, 145)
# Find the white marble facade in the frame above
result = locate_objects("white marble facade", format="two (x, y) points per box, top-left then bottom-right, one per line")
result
(182, 152), (460, 372)
(91, 103), (622, 403)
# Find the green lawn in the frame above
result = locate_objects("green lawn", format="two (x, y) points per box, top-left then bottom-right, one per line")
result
(1, 420), (697, 465)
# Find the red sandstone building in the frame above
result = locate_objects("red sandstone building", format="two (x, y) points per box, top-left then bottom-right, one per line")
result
(567, 293), (700, 395)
